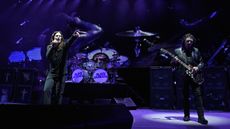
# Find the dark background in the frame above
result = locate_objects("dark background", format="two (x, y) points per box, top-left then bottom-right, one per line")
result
(0, 0), (230, 107)
(0, 0), (230, 68)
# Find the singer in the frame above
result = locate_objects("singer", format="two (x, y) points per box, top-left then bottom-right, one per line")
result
(43, 30), (80, 105)
(43, 14), (103, 105)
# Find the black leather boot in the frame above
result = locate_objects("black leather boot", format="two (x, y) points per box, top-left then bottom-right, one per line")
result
(197, 109), (208, 125)
(198, 117), (208, 125)
(183, 116), (190, 121)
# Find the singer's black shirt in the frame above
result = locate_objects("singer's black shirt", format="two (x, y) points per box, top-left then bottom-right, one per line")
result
(46, 36), (76, 78)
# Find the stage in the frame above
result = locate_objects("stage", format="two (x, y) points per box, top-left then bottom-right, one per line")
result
(1, 0), (230, 129)
(130, 108), (230, 129)
(1, 103), (230, 129)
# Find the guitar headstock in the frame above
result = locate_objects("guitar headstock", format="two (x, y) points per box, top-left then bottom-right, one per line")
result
(160, 48), (167, 53)
(160, 48), (173, 57)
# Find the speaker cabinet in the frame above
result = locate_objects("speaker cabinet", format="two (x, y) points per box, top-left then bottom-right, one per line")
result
(0, 68), (16, 85)
(203, 67), (229, 110)
(13, 68), (38, 103)
(0, 86), (13, 103)
(0, 68), (16, 103)
(16, 68), (38, 86)
(150, 66), (175, 109)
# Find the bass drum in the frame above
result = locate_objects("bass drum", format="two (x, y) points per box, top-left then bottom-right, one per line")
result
(88, 48), (118, 60)
(92, 69), (109, 83)
(71, 69), (90, 83)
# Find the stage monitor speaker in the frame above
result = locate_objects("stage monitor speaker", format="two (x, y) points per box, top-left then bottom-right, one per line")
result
(0, 104), (133, 129)
(149, 66), (175, 109)
(113, 97), (137, 109)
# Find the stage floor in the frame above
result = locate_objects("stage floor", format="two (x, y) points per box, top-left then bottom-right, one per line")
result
(130, 108), (230, 129)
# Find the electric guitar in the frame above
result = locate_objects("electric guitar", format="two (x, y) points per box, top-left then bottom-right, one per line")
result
(160, 48), (205, 85)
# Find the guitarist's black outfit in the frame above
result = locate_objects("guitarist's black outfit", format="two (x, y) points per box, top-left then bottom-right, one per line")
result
(174, 47), (208, 124)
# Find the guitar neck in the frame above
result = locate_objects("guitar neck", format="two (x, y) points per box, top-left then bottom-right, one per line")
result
(175, 58), (190, 70)
(161, 48), (191, 70)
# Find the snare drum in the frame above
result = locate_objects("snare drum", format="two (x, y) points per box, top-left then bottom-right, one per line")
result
(92, 69), (108, 83)
(83, 60), (96, 71)
(72, 69), (90, 83)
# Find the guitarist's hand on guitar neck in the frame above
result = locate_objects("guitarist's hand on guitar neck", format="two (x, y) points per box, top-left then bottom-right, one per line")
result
(187, 65), (199, 74)
(192, 66), (199, 73)
(160, 48), (204, 85)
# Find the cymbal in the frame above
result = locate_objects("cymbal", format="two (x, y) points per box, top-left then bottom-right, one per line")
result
(116, 30), (157, 37)
(75, 53), (87, 59)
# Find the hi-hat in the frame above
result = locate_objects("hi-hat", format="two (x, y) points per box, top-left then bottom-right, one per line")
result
(75, 53), (87, 59)
(116, 29), (157, 37)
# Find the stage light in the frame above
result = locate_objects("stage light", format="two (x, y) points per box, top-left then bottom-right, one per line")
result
(20, 20), (30, 26)
(16, 37), (24, 44)
(209, 11), (218, 19)
(8, 51), (26, 63)
(26, 47), (42, 61)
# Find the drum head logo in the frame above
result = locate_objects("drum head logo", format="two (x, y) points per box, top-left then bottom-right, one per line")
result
(93, 69), (108, 83)
(72, 69), (84, 83)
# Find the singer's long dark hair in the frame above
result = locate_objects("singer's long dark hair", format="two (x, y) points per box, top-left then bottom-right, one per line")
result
(50, 31), (65, 50)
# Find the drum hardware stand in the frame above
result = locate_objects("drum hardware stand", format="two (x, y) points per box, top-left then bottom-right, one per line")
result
(115, 26), (158, 58)
(134, 38), (142, 57)
(108, 68), (118, 84)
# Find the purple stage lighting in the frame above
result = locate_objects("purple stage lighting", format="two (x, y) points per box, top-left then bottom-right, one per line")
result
(8, 51), (25, 63)
(20, 20), (29, 26)
(209, 11), (218, 19)
(26, 47), (42, 61)
(16, 37), (23, 44)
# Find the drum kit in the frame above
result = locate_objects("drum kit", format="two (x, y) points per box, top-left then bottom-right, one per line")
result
(68, 26), (158, 84)
(68, 48), (129, 84)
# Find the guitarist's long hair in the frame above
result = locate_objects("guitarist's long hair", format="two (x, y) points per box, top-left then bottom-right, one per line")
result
(181, 33), (197, 51)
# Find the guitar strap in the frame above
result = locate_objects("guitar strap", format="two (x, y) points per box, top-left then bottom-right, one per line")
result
(178, 48), (196, 66)
(177, 48), (188, 64)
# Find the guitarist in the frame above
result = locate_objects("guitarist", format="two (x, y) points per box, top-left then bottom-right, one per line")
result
(171, 33), (208, 124)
